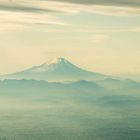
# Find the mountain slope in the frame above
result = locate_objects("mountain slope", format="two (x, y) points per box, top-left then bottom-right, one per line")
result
(0, 58), (109, 82)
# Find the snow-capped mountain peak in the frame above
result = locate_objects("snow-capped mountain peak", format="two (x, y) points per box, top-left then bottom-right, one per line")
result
(31, 58), (75, 73)
(0, 57), (109, 82)
(42, 57), (70, 67)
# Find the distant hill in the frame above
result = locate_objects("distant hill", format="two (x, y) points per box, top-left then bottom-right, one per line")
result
(96, 78), (140, 90)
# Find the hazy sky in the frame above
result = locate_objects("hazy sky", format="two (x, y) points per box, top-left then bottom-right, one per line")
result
(0, 0), (140, 75)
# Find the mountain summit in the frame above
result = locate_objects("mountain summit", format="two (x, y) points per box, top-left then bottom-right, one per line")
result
(32, 57), (80, 73)
(0, 58), (109, 82)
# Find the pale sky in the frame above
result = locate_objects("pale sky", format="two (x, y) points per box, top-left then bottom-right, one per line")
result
(0, 0), (140, 75)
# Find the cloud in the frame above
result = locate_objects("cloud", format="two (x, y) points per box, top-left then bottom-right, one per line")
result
(23, 1), (140, 16)
(78, 26), (140, 33)
(39, 25), (140, 34)
(0, 14), (68, 32)
(86, 5), (140, 16)
(0, 0), (140, 32)
(0, 1), (69, 31)
(50, 0), (140, 8)
(2, 0), (140, 8)
(0, 4), (57, 13)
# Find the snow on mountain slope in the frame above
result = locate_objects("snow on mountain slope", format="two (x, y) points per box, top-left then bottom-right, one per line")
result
(0, 58), (110, 82)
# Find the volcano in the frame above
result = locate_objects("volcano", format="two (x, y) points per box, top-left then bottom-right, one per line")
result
(0, 58), (109, 82)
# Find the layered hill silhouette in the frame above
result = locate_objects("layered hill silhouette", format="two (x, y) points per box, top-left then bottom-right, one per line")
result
(0, 58), (109, 82)
(0, 59), (140, 140)
(1, 57), (140, 95)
